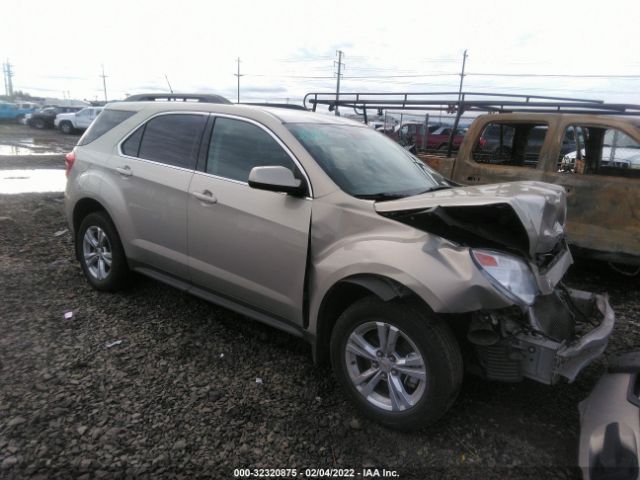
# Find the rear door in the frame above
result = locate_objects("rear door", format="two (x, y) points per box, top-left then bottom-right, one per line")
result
(115, 112), (208, 279)
(187, 115), (312, 323)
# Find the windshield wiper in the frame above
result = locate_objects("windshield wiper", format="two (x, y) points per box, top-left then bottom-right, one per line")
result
(354, 192), (407, 201)
(411, 185), (453, 195)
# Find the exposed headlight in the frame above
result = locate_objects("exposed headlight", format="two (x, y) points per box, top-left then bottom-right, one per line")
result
(471, 249), (538, 306)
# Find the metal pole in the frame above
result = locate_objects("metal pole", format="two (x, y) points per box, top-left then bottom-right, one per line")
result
(457, 49), (468, 103)
(445, 50), (468, 157)
(423, 113), (429, 151)
(334, 50), (343, 116)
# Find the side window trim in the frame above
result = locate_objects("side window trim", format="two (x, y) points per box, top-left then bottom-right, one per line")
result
(117, 111), (209, 172)
(201, 113), (313, 198)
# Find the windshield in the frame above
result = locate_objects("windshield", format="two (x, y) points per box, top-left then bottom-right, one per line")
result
(287, 123), (450, 199)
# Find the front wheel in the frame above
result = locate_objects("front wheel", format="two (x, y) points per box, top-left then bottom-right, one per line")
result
(60, 121), (74, 134)
(330, 296), (463, 430)
(76, 212), (130, 291)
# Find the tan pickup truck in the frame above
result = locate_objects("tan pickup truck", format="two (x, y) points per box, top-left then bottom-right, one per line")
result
(418, 113), (640, 267)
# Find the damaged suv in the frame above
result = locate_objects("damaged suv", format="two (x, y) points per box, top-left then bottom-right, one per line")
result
(65, 101), (615, 430)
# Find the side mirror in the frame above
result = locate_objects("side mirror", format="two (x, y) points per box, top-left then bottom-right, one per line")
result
(248, 166), (306, 196)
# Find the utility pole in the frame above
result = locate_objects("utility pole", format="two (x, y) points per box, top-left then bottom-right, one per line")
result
(100, 64), (108, 103)
(3, 59), (14, 98)
(234, 57), (244, 104)
(334, 50), (344, 116)
(457, 49), (468, 102)
(447, 49), (468, 158)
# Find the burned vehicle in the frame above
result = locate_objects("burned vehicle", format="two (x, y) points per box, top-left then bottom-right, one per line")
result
(304, 92), (640, 268)
(438, 113), (640, 268)
(66, 99), (614, 430)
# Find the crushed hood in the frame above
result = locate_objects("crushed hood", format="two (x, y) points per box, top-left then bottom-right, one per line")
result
(375, 181), (567, 258)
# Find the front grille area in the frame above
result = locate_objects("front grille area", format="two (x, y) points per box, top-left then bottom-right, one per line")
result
(476, 343), (523, 382)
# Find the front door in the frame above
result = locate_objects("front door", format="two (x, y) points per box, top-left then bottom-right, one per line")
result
(187, 116), (312, 324)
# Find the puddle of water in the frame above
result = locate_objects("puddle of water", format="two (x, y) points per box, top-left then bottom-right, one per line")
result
(0, 169), (66, 194)
(0, 145), (63, 156)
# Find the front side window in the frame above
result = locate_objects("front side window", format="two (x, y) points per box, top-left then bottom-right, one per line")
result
(207, 117), (297, 182)
(473, 122), (547, 168)
(137, 114), (207, 169)
(287, 123), (449, 199)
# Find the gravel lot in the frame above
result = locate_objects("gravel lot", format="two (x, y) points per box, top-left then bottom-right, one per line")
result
(0, 123), (639, 479)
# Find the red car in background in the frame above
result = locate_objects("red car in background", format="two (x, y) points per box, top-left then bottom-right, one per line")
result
(426, 126), (467, 151)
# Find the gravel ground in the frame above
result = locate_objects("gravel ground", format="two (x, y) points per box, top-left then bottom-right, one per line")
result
(0, 124), (639, 479)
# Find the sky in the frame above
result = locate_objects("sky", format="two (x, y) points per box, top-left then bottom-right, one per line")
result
(2, 0), (639, 109)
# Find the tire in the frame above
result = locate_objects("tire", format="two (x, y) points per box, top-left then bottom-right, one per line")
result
(330, 296), (463, 431)
(437, 143), (449, 152)
(76, 212), (129, 291)
(33, 118), (46, 129)
(60, 121), (74, 134)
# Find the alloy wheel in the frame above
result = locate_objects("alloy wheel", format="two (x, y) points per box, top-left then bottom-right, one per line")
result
(82, 226), (112, 280)
(344, 321), (427, 412)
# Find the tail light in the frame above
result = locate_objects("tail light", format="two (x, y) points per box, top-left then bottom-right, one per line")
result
(65, 150), (76, 177)
(478, 137), (487, 149)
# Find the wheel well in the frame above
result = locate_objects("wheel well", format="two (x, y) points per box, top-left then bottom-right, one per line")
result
(73, 198), (107, 235)
(313, 275), (418, 365)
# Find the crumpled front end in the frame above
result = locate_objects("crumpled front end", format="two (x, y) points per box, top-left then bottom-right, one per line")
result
(469, 287), (614, 385)
(374, 180), (615, 385)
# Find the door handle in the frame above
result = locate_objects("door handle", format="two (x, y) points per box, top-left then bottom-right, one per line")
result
(192, 190), (217, 204)
(116, 166), (132, 177)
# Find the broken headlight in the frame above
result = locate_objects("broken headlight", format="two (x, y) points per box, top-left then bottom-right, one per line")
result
(471, 249), (538, 306)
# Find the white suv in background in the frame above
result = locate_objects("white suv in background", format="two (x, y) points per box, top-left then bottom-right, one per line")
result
(55, 106), (103, 134)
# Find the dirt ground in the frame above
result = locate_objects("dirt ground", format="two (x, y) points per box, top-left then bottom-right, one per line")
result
(0, 123), (638, 479)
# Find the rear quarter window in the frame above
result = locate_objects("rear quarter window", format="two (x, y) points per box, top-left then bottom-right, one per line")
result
(78, 110), (136, 146)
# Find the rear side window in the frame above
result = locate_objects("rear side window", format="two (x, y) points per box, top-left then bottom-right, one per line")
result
(207, 117), (296, 182)
(78, 110), (135, 146)
(137, 114), (207, 169)
(473, 122), (547, 168)
(121, 126), (144, 157)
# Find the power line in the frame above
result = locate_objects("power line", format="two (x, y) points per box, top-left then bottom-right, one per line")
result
(468, 72), (640, 79)
(246, 71), (640, 80)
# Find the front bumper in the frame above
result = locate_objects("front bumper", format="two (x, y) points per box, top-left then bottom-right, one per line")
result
(476, 289), (615, 385)
(578, 352), (640, 480)
(516, 289), (615, 384)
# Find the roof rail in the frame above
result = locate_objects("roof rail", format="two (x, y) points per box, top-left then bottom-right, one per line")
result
(303, 91), (640, 117)
(123, 93), (232, 104)
(304, 91), (640, 157)
(241, 102), (307, 111)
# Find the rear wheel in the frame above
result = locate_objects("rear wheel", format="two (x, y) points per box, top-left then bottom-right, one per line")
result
(33, 118), (46, 129)
(76, 212), (129, 291)
(330, 296), (463, 430)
